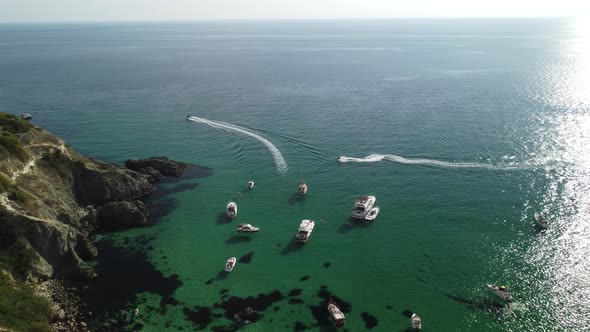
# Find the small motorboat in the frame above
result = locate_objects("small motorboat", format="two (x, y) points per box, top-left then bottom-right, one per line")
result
(534, 212), (548, 229)
(21, 113), (32, 120)
(327, 299), (345, 328)
(298, 181), (307, 197)
(487, 284), (512, 301)
(247, 180), (254, 189)
(411, 313), (422, 330)
(226, 202), (238, 218)
(364, 206), (380, 222)
(295, 219), (315, 242)
(224, 257), (237, 272)
(236, 224), (260, 233)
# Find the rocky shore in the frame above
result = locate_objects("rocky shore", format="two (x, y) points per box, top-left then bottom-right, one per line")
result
(0, 114), (205, 331)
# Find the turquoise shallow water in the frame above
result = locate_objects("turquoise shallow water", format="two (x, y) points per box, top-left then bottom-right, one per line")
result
(1, 19), (590, 331)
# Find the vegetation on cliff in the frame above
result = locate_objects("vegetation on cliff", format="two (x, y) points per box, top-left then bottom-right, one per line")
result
(0, 113), (32, 161)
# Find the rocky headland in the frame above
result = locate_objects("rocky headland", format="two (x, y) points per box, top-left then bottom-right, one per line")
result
(0, 113), (203, 331)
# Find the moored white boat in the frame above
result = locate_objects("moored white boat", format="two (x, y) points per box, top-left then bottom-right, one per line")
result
(411, 313), (422, 330)
(487, 284), (512, 301)
(534, 212), (548, 229)
(298, 181), (307, 196)
(226, 202), (238, 218)
(327, 299), (345, 328)
(351, 195), (376, 219)
(247, 180), (254, 189)
(224, 257), (236, 272)
(364, 206), (380, 222)
(236, 224), (260, 233)
(295, 219), (315, 242)
(21, 113), (32, 120)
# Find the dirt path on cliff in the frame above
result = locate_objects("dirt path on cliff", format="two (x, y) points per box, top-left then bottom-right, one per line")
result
(10, 142), (71, 181)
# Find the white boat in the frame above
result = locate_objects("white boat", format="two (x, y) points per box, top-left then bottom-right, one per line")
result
(21, 113), (32, 120)
(247, 180), (254, 189)
(364, 206), (380, 222)
(226, 202), (238, 218)
(327, 299), (345, 328)
(295, 219), (315, 242)
(298, 181), (307, 196)
(534, 212), (548, 229)
(487, 284), (512, 301)
(236, 224), (260, 233)
(224, 257), (237, 272)
(411, 313), (422, 330)
(351, 195), (376, 219)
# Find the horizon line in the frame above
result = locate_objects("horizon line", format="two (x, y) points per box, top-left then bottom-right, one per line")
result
(0, 16), (579, 25)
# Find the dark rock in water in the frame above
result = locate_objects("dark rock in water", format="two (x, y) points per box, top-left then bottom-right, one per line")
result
(131, 322), (144, 330)
(238, 252), (254, 264)
(220, 289), (229, 295)
(299, 275), (310, 282)
(125, 157), (191, 177)
(323, 262), (331, 268)
(386, 305), (392, 310)
(183, 306), (218, 330)
(288, 289), (302, 297)
(160, 296), (180, 309)
(361, 312), (378, 329)
(75, 235), (98, 260)
(138, 167), (164, 182)
(288, 298), (304, 305)
(294, 321), (308, 331)
(97, 200), (149, 228)
(320, 285), (327, 290)
(214, 290), (284, 321)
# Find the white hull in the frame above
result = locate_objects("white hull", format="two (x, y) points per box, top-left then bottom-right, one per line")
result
(247, 181), (254, 189)
(351, 195), (376, 219)
(237, 224), (260, 232)
(534, 212), (548, 229)
(411, 313), (422, 330)
(225, 257), (236, 272)
(328, 301), (345, 327)
(365, 206), (380, 222)
(487, 284), (512, 301)
(295, 219), (315, 242)
(226, 202), (238, 218)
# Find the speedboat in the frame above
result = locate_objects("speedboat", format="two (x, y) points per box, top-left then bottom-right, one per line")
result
(327, 299), (345, 328)
(298, 181), (307, 196)
(21, 113), (32, 120)
(236, 224), (260, 233)
(411, 313), (422, 330)
(534, 212), (548, 229)
(226, 202), (238, 218)
(364, 206), (380, 222)
(351, 195), (376, 219)
(295, 219), (315, 242)
(224, 257), (237, 272)
(487, 284), (512, 301)
(247, 180), (254, 189)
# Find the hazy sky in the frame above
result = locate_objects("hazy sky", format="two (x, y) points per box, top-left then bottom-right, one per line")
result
(0, 0), (588, 22)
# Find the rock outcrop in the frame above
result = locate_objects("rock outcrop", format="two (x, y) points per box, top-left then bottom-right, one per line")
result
(125, 157), (190, 178)
(0, 116), (190, 281)
(97, 200), (149, 228)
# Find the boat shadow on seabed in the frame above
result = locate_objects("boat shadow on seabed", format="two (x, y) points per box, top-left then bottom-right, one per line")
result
(337, 217), (369, 233)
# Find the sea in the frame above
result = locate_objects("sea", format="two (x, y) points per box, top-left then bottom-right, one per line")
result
(1, 18), (589, 331)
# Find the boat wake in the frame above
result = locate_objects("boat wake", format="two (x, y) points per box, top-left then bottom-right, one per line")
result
(337, 154), (523, 170)
(187, 115), (288, 175)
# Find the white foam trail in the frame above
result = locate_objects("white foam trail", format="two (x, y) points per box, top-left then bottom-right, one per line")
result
(337, 154), (521, 170)
(187, 115), (288, 175)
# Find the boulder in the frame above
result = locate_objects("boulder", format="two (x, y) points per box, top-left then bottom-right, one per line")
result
(125, 157), (190, 177)
(138, 167), (163, 182)
(97, 200), (149, 228)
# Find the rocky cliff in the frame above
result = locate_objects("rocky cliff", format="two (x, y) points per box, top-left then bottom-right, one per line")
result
(0, 114), (187, 281)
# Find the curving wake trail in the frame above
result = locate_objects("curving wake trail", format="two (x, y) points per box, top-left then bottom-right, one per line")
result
(187, 115), (288, 175)
(337, 154), (524, 170)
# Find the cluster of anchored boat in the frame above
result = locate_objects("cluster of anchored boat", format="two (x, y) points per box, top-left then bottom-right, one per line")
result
(218, 178), (422, 329)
